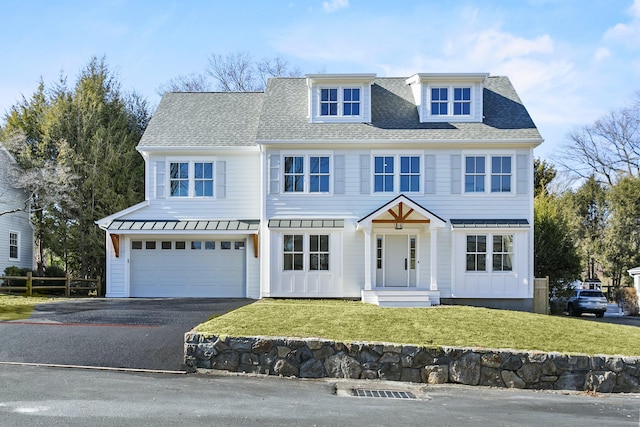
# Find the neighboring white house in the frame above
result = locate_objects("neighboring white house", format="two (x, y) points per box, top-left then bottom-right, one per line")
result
(0, 145), (33, 274)
(627, 267), (640, 296)
(97, 72), (542, 310)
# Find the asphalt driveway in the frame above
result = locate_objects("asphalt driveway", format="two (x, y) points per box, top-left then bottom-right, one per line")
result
(0, 298), (252, 371)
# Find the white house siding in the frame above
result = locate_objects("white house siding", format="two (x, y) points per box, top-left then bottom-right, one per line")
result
(264, 146), (532, 301)
(0, 153), (33, 273)
(130, 151), (260, 221)
(105, 233), (128, 297)
(103, 150), (261, 298)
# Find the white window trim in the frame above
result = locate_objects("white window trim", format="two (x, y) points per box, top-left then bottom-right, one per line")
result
(426, 84), (475, 119)
(461, 152), (515, 196)
(281, 153), (333, 195)
(371, 152), (424, 195)
(463, 232), (515, 274)
(9, 231), (19, 261)
(167, 158), (217, 199)
(282, 232), (332, 273)
(315, 84), (365, 121)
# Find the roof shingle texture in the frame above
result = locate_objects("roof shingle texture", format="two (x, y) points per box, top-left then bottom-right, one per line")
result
(137, 92), (264, 148)
(256, 76), (541, 142)
(138, 76), (541, 149)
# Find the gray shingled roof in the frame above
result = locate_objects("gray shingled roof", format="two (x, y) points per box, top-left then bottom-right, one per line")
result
(256, 76), (541, 142)
(138, 76), (541, 149)
(137, 92), (264, 148)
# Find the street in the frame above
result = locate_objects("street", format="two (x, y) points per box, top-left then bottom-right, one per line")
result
(0, 364), (638, 426)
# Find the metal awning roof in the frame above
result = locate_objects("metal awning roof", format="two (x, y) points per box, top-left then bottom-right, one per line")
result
(268, 219), (344, 228)
(107, 219), (260, 232)
(450, 219), (529, 228)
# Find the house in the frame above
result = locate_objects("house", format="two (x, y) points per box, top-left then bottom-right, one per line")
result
(97, 72), (542, 310)
(627, 267), (640, 296)
(0, 144), (33, 274)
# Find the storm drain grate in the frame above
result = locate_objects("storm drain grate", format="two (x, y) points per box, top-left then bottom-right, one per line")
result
(351, 389), (416, 399)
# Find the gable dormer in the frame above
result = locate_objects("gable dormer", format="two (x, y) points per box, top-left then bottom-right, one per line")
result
(405, 73), (489, 123)
(306, 74), (376, 124)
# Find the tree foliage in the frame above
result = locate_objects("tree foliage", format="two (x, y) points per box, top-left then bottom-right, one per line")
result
(601, 175), (640, 292)
(1, 57), (149, 279)
(534, 157), (557, 197)
(570, 175), (608, 281)
(534, 194), (582, 300)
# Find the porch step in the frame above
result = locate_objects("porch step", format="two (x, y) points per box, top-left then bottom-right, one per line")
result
(361, 289), (437, 308)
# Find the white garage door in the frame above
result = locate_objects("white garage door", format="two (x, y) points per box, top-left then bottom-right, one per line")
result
(129, 238), (246, 297)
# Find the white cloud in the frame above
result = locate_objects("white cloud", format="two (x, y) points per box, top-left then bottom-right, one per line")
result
(604, 0), (640, 48)
(593, 47), (611, 61)
(322, 0), (349, 13)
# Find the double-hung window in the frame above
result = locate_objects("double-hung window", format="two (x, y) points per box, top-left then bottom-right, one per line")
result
(374, 155), (421, 193)
(309, 235), (329, 271)
(464, 155), (513, 194)
(466, 234), (514, 272)
(309, 156), (330, 192)
(466, 235), (486, 271)
(374, 156), (395, 192)
(194, 162), (213, 197)
(465, 156), (485, 193)
(320, 89), (338, 116)
(400, 156), (420, 192)
(430, 86), (472, 117)
(283, 155), (330, 193)
(169, 161), (215, 197)
(431, 88), (448, 115)
(492, 235), (513, 271)
(454, 88), (471, 115)
(320, 87), (361, 117)
(9, 232), (19, 260)
(170, 162), (189, 197)
(283, 234), (330, 271)
(343, 88), (360, 116)
(491, 156), (512, 192)
(284, 156), (304, 192)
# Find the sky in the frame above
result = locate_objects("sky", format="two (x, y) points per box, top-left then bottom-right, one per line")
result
(1, 0), (640, 161)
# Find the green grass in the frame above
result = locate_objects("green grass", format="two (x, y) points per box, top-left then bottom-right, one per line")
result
(0, 294), (62, 321)
(196, 299), (640, 356)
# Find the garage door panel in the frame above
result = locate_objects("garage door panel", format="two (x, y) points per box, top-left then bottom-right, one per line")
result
(129, 238), (245, 297)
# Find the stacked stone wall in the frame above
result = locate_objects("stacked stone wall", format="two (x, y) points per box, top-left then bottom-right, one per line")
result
(185, 333), (640, 393)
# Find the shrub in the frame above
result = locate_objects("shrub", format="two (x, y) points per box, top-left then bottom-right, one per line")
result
(2, 266), (34, 287)
(616, 287), (639, 316)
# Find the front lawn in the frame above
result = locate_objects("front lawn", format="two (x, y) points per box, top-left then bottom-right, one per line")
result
(0, 294), (61, 321)
(197, 299), (640, 356)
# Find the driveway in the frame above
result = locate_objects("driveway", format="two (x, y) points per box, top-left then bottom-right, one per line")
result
(0, 298), (252, 371)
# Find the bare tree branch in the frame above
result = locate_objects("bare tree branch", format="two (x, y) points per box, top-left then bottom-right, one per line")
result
(560, 97), (640, 184)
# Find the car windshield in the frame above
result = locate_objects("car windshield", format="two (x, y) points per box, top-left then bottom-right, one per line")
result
(580, 291), (605, 298)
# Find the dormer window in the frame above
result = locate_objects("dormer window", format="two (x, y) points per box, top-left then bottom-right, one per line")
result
(405, 73), (488, 123)
(320, 89), (338, 116)
(454, 88), (471, 115)
(306, 74), (375, 123)
(343, 88), (360, 115)
(319, 87), (361, 117)
(429, 86), (472, 117)
(431, 88), (449, 115)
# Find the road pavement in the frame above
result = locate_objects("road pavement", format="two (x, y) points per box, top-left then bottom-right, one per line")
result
(0, 364), (638, 426)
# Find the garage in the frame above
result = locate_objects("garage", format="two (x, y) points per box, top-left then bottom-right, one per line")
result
(129, 236), (246, 297)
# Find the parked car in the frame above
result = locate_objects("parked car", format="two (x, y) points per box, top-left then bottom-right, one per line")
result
(567, 289), (607, 318)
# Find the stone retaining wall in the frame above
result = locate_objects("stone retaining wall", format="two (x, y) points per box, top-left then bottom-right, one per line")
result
(184, 333), (640, 393)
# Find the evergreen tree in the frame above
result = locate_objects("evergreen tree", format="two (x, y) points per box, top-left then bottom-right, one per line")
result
(1, 56), (149, 279)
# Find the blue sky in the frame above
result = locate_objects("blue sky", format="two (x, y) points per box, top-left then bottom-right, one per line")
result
(2, 0), (640, 160)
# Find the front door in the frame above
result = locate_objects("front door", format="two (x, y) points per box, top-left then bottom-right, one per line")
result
(382, 235), (417, 287)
